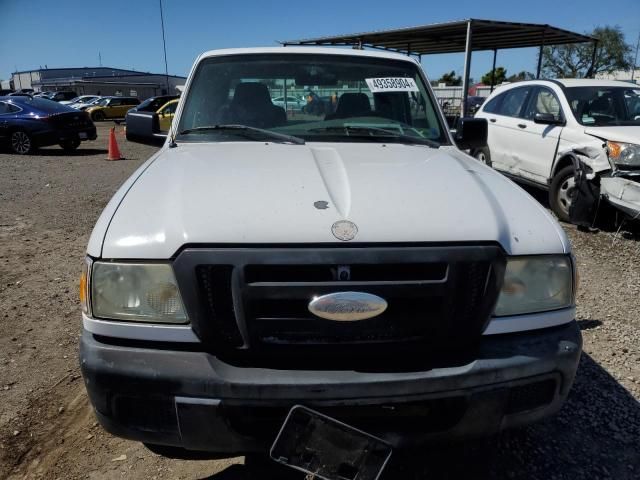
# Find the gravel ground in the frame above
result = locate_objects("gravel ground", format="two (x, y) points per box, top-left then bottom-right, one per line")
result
(0, 123), (638, 479)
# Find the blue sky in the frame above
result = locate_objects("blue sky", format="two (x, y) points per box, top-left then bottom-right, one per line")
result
(1, 0), (638, 83)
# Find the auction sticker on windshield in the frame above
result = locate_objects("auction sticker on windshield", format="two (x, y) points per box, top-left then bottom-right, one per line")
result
(366, 77), (419, 93)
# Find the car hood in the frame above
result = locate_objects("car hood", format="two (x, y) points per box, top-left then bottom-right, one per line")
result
(95, 142), (568, 259)
(584, 126), (640, 144)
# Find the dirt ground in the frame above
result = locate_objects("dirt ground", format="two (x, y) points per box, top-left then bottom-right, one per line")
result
(0, 122), (638, 479)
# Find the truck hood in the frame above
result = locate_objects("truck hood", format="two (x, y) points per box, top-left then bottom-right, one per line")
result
(96, 142), (568, 258)
(584, 126), (640, 144)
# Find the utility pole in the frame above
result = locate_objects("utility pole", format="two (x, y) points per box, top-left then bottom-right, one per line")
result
(159, 0), (170, 93)
(99, 52), (102, 67)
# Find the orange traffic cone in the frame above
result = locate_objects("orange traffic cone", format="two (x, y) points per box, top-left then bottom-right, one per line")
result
(107, 127), (124, 161)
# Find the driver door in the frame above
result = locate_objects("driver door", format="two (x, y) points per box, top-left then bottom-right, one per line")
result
(106, 98), (122, 118)
(516, 87), (564, 184)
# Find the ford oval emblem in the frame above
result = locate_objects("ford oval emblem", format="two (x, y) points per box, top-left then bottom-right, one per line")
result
(331, 220), (358, 241)
(308, 292), (387, 321)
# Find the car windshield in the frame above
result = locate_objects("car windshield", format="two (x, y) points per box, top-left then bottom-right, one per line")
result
(565, 86), (640, 126)
(96, 98), (110, 106)
(177, 53), (447, 145)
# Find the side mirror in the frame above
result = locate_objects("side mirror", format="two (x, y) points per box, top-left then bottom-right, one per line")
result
(125, 111), (166, 146)
(534, 112), (564, 126)
(454, 117), (488, 150)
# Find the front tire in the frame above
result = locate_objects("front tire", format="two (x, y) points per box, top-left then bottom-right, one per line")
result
(92, 111), (105, 121)
(10, 130), (33, 155)
(473, 147), (492, 167)
(549, 165), (575, 222)
(60, 139), (80, 151)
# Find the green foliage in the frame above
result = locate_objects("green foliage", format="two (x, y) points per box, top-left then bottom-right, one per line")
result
(435, 71), (462, 86)
(506, 71), (535, 82)
(481, 67), (507, 85)
(542, 26), (632, 78)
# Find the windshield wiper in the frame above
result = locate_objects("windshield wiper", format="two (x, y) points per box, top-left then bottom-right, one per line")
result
(178, 124), (305, 145)
(308, 125), (439, 148)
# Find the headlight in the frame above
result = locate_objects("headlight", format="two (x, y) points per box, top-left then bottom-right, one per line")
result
(91, 262), (188, 323)
(607, 141), (640, 168)
(494, 256), (574, 317)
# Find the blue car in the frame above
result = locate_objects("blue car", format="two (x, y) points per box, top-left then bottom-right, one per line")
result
(0, 95), (97, 154)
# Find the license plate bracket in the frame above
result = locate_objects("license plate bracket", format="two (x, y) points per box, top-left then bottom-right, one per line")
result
(78, 132), (88, 139)
(270, 405), (392, 480)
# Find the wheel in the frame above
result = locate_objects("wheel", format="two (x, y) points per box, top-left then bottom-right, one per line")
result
(92, 111), (105, 121)
(114, 120), (121, 125)
(10, 130), (33, 155)
(549, 165), (576, 222)
(60, 139), (80, 151)
(473, 147), (492, 167)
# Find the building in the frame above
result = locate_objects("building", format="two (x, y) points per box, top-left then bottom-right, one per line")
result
(10, 67), (186, 98)
(596, 69), (640, 83)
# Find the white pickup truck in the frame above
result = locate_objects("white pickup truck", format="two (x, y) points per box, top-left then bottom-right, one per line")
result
(79, 47), (581, 458)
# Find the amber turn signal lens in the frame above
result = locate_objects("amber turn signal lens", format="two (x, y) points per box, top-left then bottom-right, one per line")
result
(80, 257), (92, 314)
(607, 141), (622, 160)
(79, 270), (87, 308)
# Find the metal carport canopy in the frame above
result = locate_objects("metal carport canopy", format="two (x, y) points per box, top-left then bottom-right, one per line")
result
(282, 19), (595, 116)
(282, 19), (592, 55)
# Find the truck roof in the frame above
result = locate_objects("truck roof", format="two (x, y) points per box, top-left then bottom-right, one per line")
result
(554, 79), (638, 88)
(197, 46), (420, 64)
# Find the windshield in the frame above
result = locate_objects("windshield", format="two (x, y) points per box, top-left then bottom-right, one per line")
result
(565, 86), (640, 126)
(96, 98), (110, 106)
(177, 53), (447, 145)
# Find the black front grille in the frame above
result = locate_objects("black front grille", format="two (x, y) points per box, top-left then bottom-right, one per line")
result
(175, 245), (506, 369)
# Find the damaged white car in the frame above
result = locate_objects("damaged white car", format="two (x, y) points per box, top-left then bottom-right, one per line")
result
(474, 79), (640, 224)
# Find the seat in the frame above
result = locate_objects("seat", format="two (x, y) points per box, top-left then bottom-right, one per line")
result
(223, 82), (286, 129)
(327, 93), (372, 120)
(586, 95), (613, 117)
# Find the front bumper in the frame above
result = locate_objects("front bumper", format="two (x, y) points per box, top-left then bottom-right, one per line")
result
(601, 176), (640, 218)
(80, 321), (581, 455)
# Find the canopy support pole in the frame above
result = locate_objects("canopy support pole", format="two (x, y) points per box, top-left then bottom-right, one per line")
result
(490, 49), (497, 93)
(536, 45), (543, 78)
(536, 29), (546, 79)
(587, 40), (599, 78)
(461, 20), (473, 118)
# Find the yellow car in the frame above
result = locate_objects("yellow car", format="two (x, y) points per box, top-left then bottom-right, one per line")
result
(87, 96), (140, 121)
(157, 99), (179, 132)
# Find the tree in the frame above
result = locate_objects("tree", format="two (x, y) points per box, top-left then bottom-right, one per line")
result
(542, 26), (633, 78)
(435, 71), (462, 86)
(506, 71), (535, 82)
(481, 67), (507, 85)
